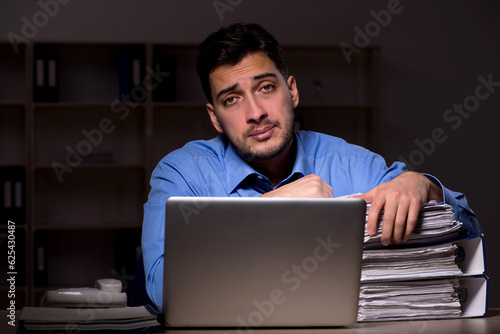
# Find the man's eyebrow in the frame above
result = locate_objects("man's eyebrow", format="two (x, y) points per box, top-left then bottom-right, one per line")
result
(216, 83), (238, 101)
(215, 73), (279, 101)
(253, 72), (278, 81)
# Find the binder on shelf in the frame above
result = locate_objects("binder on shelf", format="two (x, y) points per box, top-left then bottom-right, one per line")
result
(118, 55), (132, 102)
(0, 166), (26, 224)
(34, 230), (49, 287)
(114, 229), (142, 289)
(119, 55), (145, 103)
(152, 54), (176, 102)
(33, 56), (59, 102)
(0, 228), (26, 286)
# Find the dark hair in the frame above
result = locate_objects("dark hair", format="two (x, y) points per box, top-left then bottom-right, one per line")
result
(196, 22), (289, 103)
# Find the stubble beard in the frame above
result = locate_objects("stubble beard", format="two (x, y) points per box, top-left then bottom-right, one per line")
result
(222, 108), (295, 162)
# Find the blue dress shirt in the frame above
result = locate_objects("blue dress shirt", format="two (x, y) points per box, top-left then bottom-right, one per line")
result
(141, 131), (481, 309)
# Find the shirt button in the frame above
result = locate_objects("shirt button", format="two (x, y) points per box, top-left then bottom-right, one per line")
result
(257, 175), (263, 180)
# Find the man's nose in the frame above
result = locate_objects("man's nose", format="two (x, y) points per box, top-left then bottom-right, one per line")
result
(245, 96), (268, 123)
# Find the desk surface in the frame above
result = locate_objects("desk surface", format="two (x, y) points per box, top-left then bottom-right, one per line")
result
(3, 309), (500, 334)
(162, 309), (500, 334)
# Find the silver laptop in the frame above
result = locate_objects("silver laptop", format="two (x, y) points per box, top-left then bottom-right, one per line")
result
(162, 197), (366, 328)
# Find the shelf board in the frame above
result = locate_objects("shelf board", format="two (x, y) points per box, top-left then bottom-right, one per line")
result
(153, 101), (206, 108)
(33, 224), (142, 231)
(0, 100), (26, 107)
(0, 223), (27, 230)
(34, 163), (146, 170)
(0, 285), (27, 290)
(297, 104), (379, 110)
(33, 101), (147, 109)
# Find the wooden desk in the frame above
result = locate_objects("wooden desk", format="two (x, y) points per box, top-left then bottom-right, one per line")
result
(162, 309), (500, 334)
(3, 309), (500, 333)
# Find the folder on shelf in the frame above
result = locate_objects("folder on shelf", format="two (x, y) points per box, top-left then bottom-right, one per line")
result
(119, 55), (145, 103)
(152, 54), (176, 102)
(33, 230), (48, 287)
(0, 165), (25, 224)
(118, 55), (132, 102)
(0, 228), (26, 285)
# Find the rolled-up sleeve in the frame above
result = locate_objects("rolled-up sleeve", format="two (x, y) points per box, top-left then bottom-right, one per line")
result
(423, 173), (482, 236)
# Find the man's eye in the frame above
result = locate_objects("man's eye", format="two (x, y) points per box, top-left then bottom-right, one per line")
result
(223, 96), (236, 105)
(261, 84), (275, 92)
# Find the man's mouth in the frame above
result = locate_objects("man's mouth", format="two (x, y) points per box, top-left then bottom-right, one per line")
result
(248, 125), (275, 141)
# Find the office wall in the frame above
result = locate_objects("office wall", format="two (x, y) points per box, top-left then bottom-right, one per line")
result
(1, 0), (499, 307)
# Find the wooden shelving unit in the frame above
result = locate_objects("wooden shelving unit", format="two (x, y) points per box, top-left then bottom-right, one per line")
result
(0, 41), (381, 306)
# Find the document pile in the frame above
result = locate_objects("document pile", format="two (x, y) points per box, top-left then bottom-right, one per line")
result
(358, 201), (488, 322)
(18, 306), (160, 332)
(359, 279), (462, 320)
(363, 201), (462, 248)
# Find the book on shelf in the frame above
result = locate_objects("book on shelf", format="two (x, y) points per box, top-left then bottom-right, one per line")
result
(358, 200), (487, 322)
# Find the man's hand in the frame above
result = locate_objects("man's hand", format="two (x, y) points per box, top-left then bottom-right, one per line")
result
(350, 171), (443, 246)
(261, 174), (333, 198)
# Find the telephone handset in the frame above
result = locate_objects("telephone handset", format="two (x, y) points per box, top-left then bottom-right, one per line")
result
(40, 278), (127, 308)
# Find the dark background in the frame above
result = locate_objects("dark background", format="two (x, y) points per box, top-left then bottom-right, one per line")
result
(1, 0), (498, 307)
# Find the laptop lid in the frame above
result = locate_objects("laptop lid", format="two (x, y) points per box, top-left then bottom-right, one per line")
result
(163, 197), (366, 328)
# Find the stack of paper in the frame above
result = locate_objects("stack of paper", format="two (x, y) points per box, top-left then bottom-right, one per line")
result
(361, 243), (463, 282)
(357, 200), (487, 322)
(363, 201), (463, 248)
(358, 279), (462, 321)
(18, 306), (160, 331)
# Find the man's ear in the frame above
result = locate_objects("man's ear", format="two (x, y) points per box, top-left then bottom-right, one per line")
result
(206, 103), (223, 133)
(287, 75), (300, 108)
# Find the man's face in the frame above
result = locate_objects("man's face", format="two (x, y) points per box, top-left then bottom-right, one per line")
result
(206, 52), (299, 161)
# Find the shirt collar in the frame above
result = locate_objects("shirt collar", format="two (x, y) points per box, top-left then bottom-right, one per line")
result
(224, 132), (313, 193)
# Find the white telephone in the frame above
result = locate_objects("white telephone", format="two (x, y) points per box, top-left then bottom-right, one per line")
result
(40, 278), (127, 308)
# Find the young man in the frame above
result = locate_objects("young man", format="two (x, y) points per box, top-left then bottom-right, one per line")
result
(141, 23), (481, 310)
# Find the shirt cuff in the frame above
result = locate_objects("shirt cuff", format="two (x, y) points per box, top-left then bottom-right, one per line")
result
(421, 173), (446, 204)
